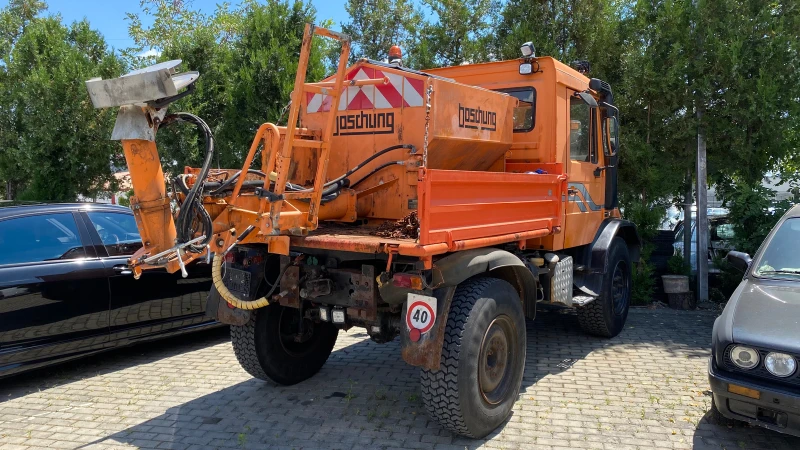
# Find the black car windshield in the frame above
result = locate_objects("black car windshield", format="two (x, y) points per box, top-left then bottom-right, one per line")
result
(753, 218), (800, 280)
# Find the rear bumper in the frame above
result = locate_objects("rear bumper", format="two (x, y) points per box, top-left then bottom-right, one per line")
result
(709, 358), (800, 437)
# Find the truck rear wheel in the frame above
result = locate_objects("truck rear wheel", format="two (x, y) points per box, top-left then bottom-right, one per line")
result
(420, 277), (526, 438)
(230, 304), (338, 385)
(577, 236), (631, 337)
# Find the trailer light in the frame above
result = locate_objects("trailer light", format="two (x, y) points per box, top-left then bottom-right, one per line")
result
(520, 42), (535, 58)
(319, 306), (330, 322)
(393, 273), (424, 290)
(332, 308), (346, 324)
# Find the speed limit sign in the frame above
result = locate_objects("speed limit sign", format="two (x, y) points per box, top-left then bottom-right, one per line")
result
(406, 293), (437, 333)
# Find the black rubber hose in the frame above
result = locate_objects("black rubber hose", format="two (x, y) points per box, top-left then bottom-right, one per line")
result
(161, 113), (214, 249)
(207, 169), (268, 196)
(321, 144), (415, 189)
(350, 161), (404, 189)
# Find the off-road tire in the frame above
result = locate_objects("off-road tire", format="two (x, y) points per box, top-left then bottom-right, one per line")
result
(420, 277), (526, 438)
(230, 304), (338, 385)
(577, 237), (631, 338)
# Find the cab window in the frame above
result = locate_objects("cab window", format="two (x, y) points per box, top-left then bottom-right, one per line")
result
(495, 87), (535, 132)
(569, 96), (597, 163)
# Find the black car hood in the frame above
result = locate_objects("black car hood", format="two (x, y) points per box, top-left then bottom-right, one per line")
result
(732, 278), (800, 352)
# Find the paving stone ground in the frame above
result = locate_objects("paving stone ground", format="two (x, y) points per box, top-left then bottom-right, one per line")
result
(1, 308), (799, 450)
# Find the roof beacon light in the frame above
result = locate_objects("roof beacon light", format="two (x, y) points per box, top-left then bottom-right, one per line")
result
(389, 45), (403, 66)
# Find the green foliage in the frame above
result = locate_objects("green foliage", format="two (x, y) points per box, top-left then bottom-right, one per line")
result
(631, 244), (655, 306)
(124, 0), (327, 175)
(715, 180), (792, 256)
(0, 1), (125, 201)
(342, 0), (422, 63)
(417, 0), (498, 67)
(667, 253), (690, 277)
(118, 188), (135, 207)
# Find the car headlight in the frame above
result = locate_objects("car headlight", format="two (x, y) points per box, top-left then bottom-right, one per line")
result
(730, 345), (760, 369)
(765, 352), (797, 377)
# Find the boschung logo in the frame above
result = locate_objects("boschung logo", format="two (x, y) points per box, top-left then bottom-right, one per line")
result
(335, 111), (395, 136)
(458, 104), (497, 131)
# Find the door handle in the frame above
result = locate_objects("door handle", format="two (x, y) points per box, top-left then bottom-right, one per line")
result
(113, 265), (133, 276)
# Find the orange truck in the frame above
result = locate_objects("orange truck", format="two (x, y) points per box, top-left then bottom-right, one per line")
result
(86, 25), (640, 438)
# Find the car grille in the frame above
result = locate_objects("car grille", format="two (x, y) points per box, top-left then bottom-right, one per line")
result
(724, 345), (800, 387)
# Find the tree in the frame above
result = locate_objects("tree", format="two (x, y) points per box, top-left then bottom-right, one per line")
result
(418, 0), (498, 67)
(0, 1), (125, 201)
(342, 0), (422, 64)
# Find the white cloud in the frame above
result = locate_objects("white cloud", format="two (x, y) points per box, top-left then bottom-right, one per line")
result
(137, 49), (162, 58)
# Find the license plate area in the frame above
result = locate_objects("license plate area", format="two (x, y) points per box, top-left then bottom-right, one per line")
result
(224, 266), (251, 298)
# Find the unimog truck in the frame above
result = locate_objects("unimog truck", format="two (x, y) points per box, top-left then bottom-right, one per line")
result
(85, 25), (640, 438)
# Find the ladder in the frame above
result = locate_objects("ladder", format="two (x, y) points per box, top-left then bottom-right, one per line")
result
(264, 24), (386, 235)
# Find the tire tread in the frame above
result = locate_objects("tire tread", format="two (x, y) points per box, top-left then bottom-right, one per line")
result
(420, 277), (496, 438)
(230, 313), (270, 380)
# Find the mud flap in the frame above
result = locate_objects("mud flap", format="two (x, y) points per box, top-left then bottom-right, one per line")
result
(400, 286), (455, 370)
(206, 286), (251, 326)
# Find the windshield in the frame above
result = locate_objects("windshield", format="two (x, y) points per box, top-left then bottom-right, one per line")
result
(753, 218), (800, 280)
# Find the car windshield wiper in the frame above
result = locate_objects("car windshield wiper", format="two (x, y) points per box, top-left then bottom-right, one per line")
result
(759, 269), (800, 275)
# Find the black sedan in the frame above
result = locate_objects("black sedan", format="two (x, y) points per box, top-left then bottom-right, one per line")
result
(0, 203), (218, 378)
(709, 204), (800, 436)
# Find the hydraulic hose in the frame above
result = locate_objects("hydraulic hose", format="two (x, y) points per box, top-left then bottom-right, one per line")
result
(161, 112), (215, 250)
(350, 161), (404, 188)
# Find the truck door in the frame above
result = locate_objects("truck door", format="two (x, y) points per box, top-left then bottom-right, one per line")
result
(565, 92), (605, 248)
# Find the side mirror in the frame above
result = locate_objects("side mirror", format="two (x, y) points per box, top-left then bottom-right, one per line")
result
(603, 116), (619, 156)
(574, 91), (598, 108)
(726, 251), (752, 273)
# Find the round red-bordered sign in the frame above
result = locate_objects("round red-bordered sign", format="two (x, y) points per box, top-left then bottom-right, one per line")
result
(406, 301), (435, 333)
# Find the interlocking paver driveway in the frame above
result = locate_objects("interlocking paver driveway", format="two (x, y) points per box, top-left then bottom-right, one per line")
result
(1, 308), (799, 450)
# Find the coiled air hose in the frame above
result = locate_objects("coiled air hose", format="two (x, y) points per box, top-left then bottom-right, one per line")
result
(211, 255), (270, 310)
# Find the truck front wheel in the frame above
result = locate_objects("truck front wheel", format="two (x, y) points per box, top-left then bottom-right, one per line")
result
(577, 236), (631, 338)
(230, 304), (338, 385)
(420, 277), (526, 438)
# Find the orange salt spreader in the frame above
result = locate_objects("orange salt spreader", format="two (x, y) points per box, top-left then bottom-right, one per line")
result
(86, 24), (639, 439)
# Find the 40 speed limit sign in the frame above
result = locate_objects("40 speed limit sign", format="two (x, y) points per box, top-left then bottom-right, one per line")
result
(406, 293), (437, 334)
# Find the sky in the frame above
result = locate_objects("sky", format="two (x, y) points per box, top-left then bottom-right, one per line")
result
(5, 0), (350, 52)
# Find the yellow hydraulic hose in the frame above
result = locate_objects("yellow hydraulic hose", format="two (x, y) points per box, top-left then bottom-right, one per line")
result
(211, 254), (270, 310)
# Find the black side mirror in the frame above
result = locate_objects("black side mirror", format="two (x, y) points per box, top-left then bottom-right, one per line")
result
(574, 91), (598, 108)
(603, 116), (619, 156)
(726, 251), (752, 272)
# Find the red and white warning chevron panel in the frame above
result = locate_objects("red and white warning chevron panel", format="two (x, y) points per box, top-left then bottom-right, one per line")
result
(305, 65), (425, 113)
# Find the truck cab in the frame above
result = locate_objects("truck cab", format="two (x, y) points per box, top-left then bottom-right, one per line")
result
(426, 57), (621, 252)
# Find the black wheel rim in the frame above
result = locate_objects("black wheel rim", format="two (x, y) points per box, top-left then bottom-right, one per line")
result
(277, 308), (316, 357)
(611, 260), (629, 316)
(478, 315), (518, 405)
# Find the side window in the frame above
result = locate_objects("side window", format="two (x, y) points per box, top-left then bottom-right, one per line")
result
(86, 212), (143, 257)
(0, 213), (86, 265)
(569, 96), (596, 163)
(495, 87), (536, 132)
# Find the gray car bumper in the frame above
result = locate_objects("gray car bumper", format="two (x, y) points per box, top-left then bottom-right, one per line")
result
(709, 357), (800, 437)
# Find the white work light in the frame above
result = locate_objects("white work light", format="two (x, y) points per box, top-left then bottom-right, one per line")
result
(765, 352), (796, 377)
(730, 345), (759, 369)
(520, 42), (535, 58)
